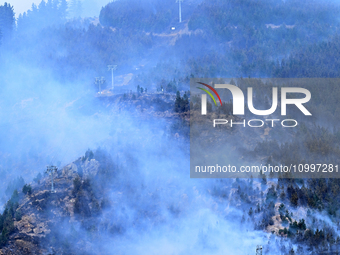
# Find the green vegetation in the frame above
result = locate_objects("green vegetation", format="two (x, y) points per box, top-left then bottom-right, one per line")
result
(0, 190), (21, 247)
(0, 3), (15, 42)
(174, 91), (189, 113)
(82, 149), (94, 162)
(99, 0), (178, 33)
(33, 173), (42, 184)
(22, 184), (32, 195)
(5, 176), (25, 198)
(186, 0), (340, 77)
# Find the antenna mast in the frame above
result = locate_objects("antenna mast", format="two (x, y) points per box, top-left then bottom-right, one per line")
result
(46, 165), (58, 193)
(95, 77), (105, 94)
(107, 65), (117, 91)
(176, 0), (183, 23)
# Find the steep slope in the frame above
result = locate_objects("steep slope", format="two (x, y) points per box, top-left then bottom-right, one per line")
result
(0, 157), (105, 255)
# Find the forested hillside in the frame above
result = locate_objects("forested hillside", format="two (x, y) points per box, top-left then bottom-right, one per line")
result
(0, 0), (340, 254)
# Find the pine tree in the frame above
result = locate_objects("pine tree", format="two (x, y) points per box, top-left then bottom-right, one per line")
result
(174, 91), (181, 112)
(31, 3), (38, 14)
(38, 0), (47, 13)
(0, 3), (15, 40)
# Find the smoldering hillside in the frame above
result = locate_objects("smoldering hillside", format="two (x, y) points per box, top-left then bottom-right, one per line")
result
(0, 0), (340, 254)
(0, 101), (283, 254)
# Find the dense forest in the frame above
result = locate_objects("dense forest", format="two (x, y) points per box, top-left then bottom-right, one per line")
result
(2, 0), (340, 82)
(99, 0), (177, 32)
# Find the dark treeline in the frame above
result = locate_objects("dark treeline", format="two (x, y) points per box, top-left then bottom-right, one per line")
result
(2, 0), (340, 83)
(0, 1), (153, 83)
(273, 35), (340, 78)
(225, 176), (340, 254)
(100, 0), (176, 33)
(183, 0), (340, 77)
(0, 3), (15, 42)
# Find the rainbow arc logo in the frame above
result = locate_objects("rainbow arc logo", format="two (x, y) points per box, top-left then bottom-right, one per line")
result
(196, 82), (222, 106)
